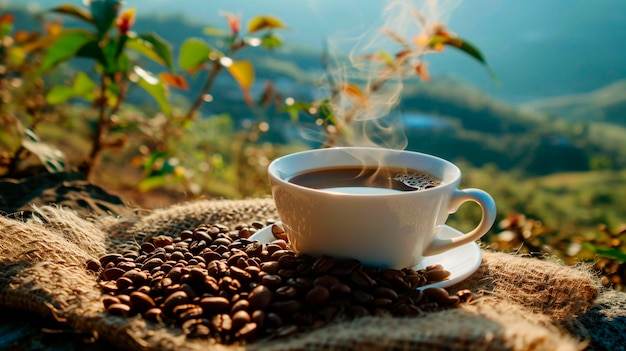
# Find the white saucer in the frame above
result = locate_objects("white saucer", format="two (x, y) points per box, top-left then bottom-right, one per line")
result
(249, 223), (482, 290)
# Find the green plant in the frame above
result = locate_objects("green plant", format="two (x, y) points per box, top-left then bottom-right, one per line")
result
(42, 0), (176, 179)
(0, 13), (67, 177)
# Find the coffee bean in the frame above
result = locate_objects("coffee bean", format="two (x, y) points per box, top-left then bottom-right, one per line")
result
(313, 275), (340, 287)
(143, 307), (162, 323)
(425, 269), (451, 282)
(249, 285), (272, 309)
(231, 299), (250, 314)
(200, 296), (230, 314)
(456, 289), (473, 303)
(103, 267), (126, 281)
(232, 310), (251, 330)
(116, 276), (134, 290)
(329, 283), (352, 297)
(163, 291), (189, 314)
(129, 291), (156, 314)
(305, 286), (330, 306)
(260, 261), (280, 275)
(86, 259), (101, 272)
(99, 253), (123, 266)
(102, 295), (121, 309)
(270, 225), (288, 241)
(311, 256), (335, 274)
(350, 269), (377, 288)
(235, 322), (257, 339)
(330, 259), (361, 275)
(107, 303), (131, 316)
(421, 287), (450, 305)
(275, 286), (297, 299)
(352, 290), (375, 306)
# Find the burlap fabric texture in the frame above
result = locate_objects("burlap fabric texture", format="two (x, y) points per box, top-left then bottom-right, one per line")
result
(1, 198), (623, 351)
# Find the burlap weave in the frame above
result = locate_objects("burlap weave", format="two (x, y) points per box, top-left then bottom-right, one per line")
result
(0, 198), (619, 350)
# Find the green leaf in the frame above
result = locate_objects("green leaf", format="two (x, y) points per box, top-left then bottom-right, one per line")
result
(89, 0), (122, 39)
(46, 72), (97, 104)
(583, 243), (626, 263)
(50, 4), (93, 24)
(20, 128), (66, 173)
(203, 26), (226, 37)
(133, 66), (171, 115)
(138, 174), (169, 192)
(39, 29), (96, 72)
(247, 15), (286, 34)
(260, 33), (283, 49)
(74, 39), (107, 65)
(126, 33), (174, 70)
(445, 36), (487, 65)
(178, 38), (212, 71)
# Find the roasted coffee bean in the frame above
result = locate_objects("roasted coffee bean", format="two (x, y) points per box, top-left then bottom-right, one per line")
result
(311, 256), (335, 274)
(99, 253), (123, 266)
(86, 259), (101, 272)
(123, 270), (148, 286)
(277, 254), (298, 269)
(231, 299), (250, 314)
(456, 289), (473, 303)
(163, 291), (189, 314)
(103, 267), (126, 281)
(142, 258), (164, 272)
(102, 295), (121, 309)
(329, 283), (352, 297)
(350, 269), (377, 288)
(249, 285), (272, 309)
(274, 286), (297, 299)
(212, 313), (232, 332)
(330, 259), (361, 276)
(143, 307), (163, 323)
(232, 310), (251, 330)
(305, 285), (330, 306)
(116, 276), (134, 290)
(313, 275), (340, 287)
(107, 303), (131, 316)
(421, 287), (450, 305)
(236, 322), (257, 339)
(129, 291), (156, 314)
(374, 287), (398, 301)
(270, 224), (288, 241)
(424, 269), (451, 283)
(251, 310), (266, 328)
(200, 296), (230, 313)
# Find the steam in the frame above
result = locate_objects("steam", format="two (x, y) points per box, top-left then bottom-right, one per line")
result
(300, 0), (462, 149)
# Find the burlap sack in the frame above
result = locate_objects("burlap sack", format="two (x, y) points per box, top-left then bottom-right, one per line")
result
(0, 198), (619, 351)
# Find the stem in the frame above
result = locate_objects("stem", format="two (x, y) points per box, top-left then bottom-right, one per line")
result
(84, 76), (110, 179)
(185, 61), (224, 120)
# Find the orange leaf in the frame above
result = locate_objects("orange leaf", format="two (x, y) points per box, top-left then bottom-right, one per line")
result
(226, 60), (254, 89)
(340, 83), (368, 107)
(116, 7), (136, 35)
(0, 13), (14, 25)
(223, 12), (241, 36)
(414, 62), (430, 81)
(160, 73), (189, 90)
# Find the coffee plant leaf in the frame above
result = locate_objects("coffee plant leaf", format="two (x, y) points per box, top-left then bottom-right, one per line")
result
(40, 29), (95, 72)
(178, 38), (212, 71)
(260, 32), (282, 49)
(247, 15), (286, 34)
(133, 66), (171, 115)
(89, 0), (122, 39)
(50, 4), (93, 24)
(126, 33), (174, 70)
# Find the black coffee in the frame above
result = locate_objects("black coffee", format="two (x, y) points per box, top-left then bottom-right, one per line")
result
(288, 166), (442, 193)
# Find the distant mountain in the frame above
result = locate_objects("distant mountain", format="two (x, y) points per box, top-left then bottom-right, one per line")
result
(523, 80), (626, 126)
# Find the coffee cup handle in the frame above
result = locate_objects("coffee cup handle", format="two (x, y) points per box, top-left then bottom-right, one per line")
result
(423, 188), (496, 256)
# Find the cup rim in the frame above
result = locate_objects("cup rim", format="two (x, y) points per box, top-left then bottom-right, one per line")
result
(268, 146), (461, 196)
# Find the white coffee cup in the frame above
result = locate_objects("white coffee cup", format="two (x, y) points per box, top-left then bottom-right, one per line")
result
(268, 147), (496, 269)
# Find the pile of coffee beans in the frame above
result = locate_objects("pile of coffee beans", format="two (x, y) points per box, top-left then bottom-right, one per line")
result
(88, 222), (472, 344)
